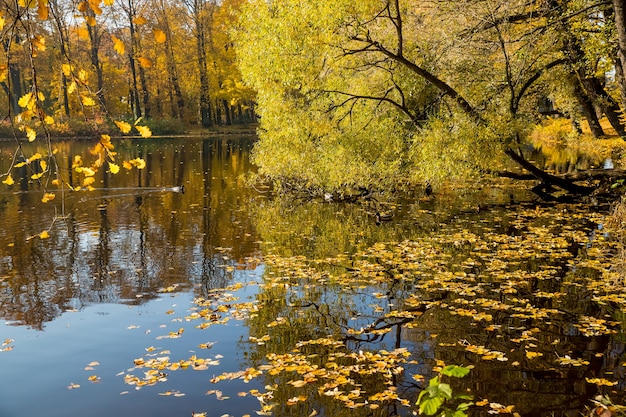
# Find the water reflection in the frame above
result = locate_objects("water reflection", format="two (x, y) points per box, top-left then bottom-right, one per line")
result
(245, 195), (626, 416)
(0, 136), (261, 329)
(2, 137), (625, 416)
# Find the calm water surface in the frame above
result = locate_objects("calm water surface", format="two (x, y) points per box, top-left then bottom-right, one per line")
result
(0, 136), (624, 417)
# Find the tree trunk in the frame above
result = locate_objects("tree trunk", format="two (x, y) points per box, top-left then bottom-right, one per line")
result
(612, 0), (626, 114)
(194, 0), (213, 127)
(222, 99), (231, 125)
(581, 76), (626, 136)
(87, 22), (106, 112)
(50, 0), (71, 116)
(504, 148), (593, 194)
(157, 0), (184, 119)
(573, 79), (605, 137)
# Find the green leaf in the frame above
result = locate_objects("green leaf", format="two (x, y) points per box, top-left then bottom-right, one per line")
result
(441, 365), (471, 378)
(437, 382), (453, 400)
(419, 396), (444, 415)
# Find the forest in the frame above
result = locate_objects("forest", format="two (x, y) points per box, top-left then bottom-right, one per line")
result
(0, 0), (254, 135)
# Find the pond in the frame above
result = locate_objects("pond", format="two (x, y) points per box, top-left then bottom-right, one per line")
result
(0, 135), (625, 417)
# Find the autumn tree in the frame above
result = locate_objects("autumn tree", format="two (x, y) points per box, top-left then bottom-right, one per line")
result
(235, 0), (623, 196)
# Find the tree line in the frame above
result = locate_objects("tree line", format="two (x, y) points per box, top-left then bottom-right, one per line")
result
(0, 0), (254, 130)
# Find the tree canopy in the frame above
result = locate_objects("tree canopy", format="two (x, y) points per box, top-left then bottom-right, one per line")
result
(235, 0), (626, 196)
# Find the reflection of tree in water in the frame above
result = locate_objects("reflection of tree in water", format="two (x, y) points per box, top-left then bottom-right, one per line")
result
(244, 197), (626, 416)
(0, 137), (262, 328)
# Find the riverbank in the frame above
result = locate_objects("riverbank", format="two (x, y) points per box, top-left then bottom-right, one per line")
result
(0, 118), (258, 141)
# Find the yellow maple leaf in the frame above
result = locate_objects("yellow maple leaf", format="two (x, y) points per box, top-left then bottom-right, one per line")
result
(76, 25), (90, 40)
(153, 29), (166, 43)
(39, 230), (50, 239)
(83, 177), (95, 187)
(41, 192), (55, 203)
(28, 153), (42, 162)
(108, 162), (120, 174)
(137, 57), (152, 68)
(44, 115), (54, 125)
(62, 63), (73, 77)
(2, 174), (14, 186)
(37, 0), (48, 20)
(81, 95), (96, 106)
(33, 35), (46, 51)
(114, 120), (132, 133)
(78, 69), (88, 83)
(25, 126), (37, 142)
(135, 125), (152, 138)
(18, 92), (34, 109)
(132, 16), (147, 25)
(31, 172), (45, 180)
(88, 0), (102, 15)
(131, 158), (146, 169)
(112, 35), (125, 55)
(77, 1), (88, 13)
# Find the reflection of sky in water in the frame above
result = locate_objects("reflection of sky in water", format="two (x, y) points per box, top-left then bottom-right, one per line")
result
(0, 272), (264, 417)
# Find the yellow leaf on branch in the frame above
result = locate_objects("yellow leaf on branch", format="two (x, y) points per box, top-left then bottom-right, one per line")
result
(39, 230), (50, 239)
(18, 92), (34, 109)
(112, 36), (125, 55)
(37, 0), (48, 20)
(108, 162), (120, 174)
(114, 120), (132, 133)
(25, 126), (36, 142)
(2, 175), (14, 186)
(28, 153), (42, 162)
(41, 192), (55, 203)
(62, 63), (73, 77)
(137, 57), (152, 68)
(154, 29), (166, 43)
(132, 16), (147, 25)
(81, 95), (96, 106)
(135, 125), (152, 138)
(88, 0), (102, 15)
